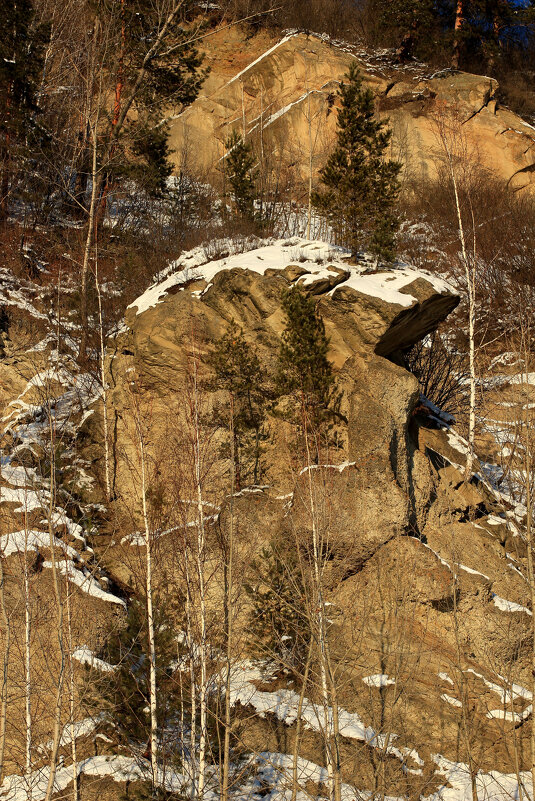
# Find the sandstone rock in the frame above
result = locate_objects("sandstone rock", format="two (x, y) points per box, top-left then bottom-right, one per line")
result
(168, 28), (535, 195)
(88, 238), (535, 781)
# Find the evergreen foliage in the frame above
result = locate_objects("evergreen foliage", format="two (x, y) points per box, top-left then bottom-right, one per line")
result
(277, 286), (334, 427)
(225, 131), (258, 224)
(312, 63), (401, 263)
(84, 597), (179, 754)
(102, 0), (208, 204)
(371, 0), (436, 61)
(245, 538), (310, 677)
(0, 0), (48, 220)
(208, 321), (272, 486)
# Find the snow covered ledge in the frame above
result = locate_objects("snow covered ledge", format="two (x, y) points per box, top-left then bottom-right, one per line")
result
(126, 238), (459, 357)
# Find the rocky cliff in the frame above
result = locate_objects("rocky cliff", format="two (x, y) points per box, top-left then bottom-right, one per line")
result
(1, 237), (533, 801)
(86, 238), (533, 797)
(169, 26), (535, 193)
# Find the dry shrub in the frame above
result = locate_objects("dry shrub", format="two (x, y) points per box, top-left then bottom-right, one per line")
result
(405, 331), (469, 419)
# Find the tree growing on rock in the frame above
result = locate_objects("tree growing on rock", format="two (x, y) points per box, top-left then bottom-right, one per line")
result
(209, 321), (272, 487)
(245, 536), (310, 678)
(277, 285), (335, 436)
(312, 62), (401, 263)
(224, 131), (259, 226)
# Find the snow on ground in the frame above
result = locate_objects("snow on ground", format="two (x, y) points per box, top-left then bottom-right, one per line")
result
(0, 529), (77, 558)
(3, 747), (530, 801)
(242, 751), (404, 801)
(491, 594), (532, 616)
(72, 645), (116, 673)
(414, 540), (489, 580)
(1, 748), (403, 801)
(441, 694), (462, 708)
(38, 715), (104, 753)
(1, 461), (40, 487)
(228, 662), (422, 770)
(44, 509), (85, 541)
(487, 705), (532, 724)
(222, 33), (299, 88)
(465, 668), (532, 705)
(0, 756), (158, 801)
(0, 485), (50, 513)
(425, 755), (532, 801)
(42, 560), (126, 607)
(509, 373), (535, 386)
(362, 673), (396, 688)
(299, 461), (356, 475)
(128, 238), (455, 317)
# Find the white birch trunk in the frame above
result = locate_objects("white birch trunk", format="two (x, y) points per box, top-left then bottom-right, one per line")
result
(136, 415), (158, 787)
(0, 530), (10, 788)
(307, 90), (313, 241)
(191, 357), (207, 801)
(185, 569), (197, 798)
(65, 567), (78, 801)
(520, 355), (535, 798)
(94, 248), (111, 500)
(441, 130), (476, 479)
(302, 415), (339, 801)
(23, 521), (32, 797)
(44, 402), (66, 801)
(221, 400), (236, 801)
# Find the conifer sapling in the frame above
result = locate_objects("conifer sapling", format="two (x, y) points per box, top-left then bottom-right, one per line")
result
(312, 62), (401, 264)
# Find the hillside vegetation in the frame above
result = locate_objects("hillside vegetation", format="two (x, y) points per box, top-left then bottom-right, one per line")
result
(2, 4), (535, 801)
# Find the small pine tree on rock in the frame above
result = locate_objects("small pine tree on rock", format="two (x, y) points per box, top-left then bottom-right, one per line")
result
(277, 285), (334, 429)
(83, 597), (179, 760)
(312, 62), (401, 264)
(225, 131), (258, 224)
(245, 537), (310, 679)
(208, 321), (272, 487)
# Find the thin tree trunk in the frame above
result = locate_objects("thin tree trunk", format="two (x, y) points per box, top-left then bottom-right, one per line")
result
(442, 134), (475, 479)
(98, 0), (126, 221)
(0, 526), (10, 787)
(451, 563), (478, 801)
(44, 402), (66, 801)
(221, 400), (236, 801)
(521, 348), (535, 797)
(136, 409), (159, 787)
(79, 114), (100, 364)
(79, 0), (189, 361)
(94, 230), (111, 500)
(65, 570), (79, 801)
(290, 640), (313, 801)
(185, 566), (197, 798)
(302, 409), (340, 801)
(307, 89), (313, 241)
(24, 521), (32, 793)
(191, 355), (207, 800)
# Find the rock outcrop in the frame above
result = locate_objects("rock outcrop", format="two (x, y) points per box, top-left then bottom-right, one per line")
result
(169, 27), (535, 193)
(96, 238), (533, 791)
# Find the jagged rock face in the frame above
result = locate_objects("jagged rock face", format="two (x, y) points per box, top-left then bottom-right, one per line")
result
(102, 240), (533, 788)
(169, 27), (535, 193)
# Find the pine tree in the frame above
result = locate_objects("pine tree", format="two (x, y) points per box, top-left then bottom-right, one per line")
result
(245, 538), (310, 678)
(370, 0), (436, 62)
(0, 0), (48, 222)
(277, 286), (334, 428)
(84, 597), (179, 759)
(225, 131), (258, 224)
(312, 62), (401, 263)
(208, 321), (272, 486)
